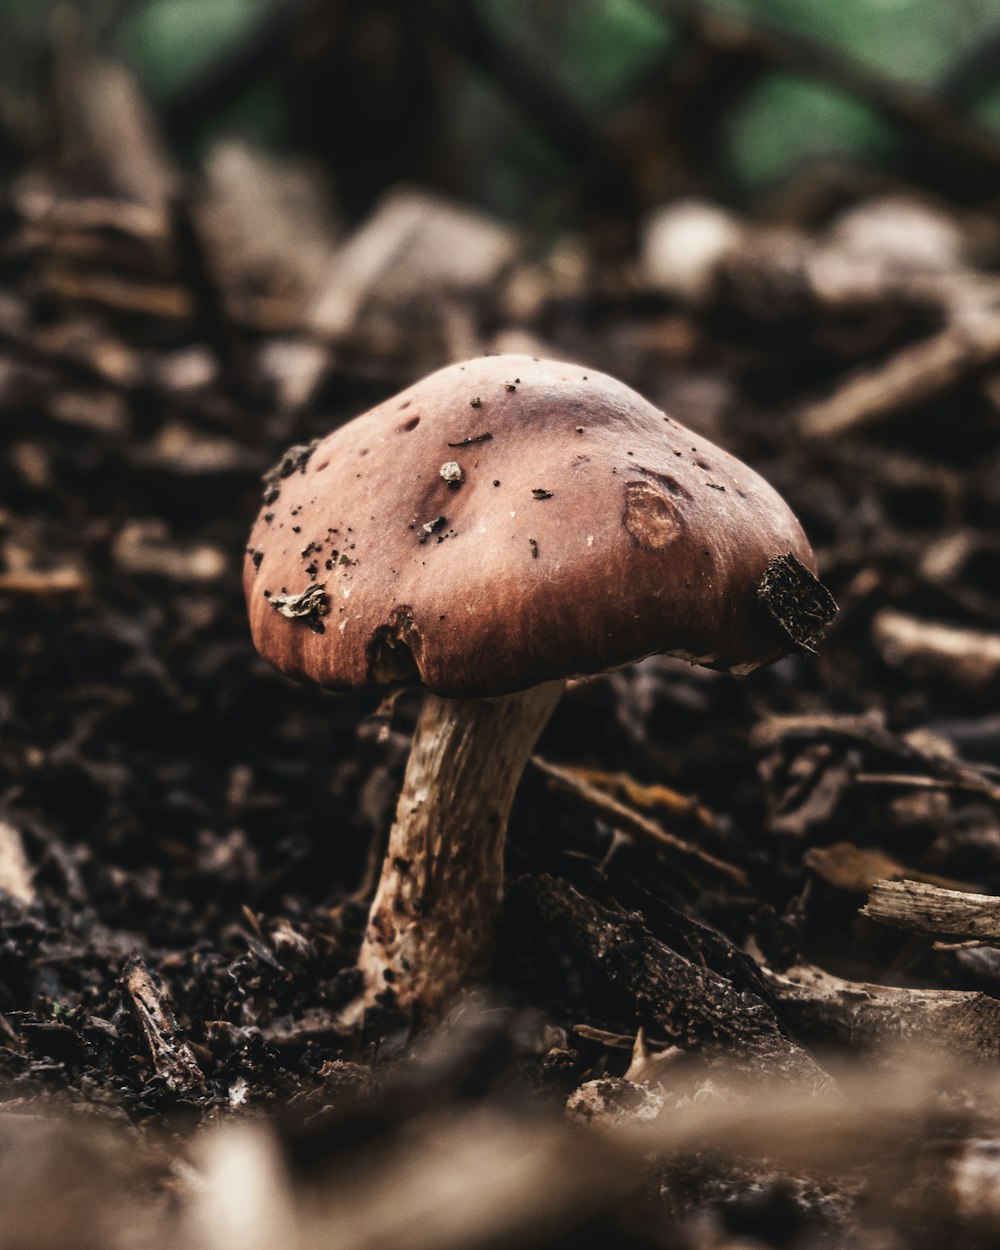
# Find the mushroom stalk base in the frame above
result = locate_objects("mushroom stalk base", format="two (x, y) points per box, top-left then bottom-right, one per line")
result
(356, 680), (564, 1022)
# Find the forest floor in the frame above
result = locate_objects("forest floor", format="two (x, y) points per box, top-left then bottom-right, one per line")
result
(6, 64), (1000, 1249)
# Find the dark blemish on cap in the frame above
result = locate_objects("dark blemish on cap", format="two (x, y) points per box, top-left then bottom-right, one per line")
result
(504, 381), (516, 393)
(263, 513), (274, 523)
(470, 397), (481, 408)
(292, 526), (301, 533)
(399, 399), (412, 410)
(528, 538), (539, 559)
(532, 488), (553, 499)
(399, 416), (420, 432)
(252, 551), (263, 569)
(493, 480), (501, 487)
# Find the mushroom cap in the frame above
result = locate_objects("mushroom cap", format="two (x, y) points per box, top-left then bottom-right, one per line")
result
(245, 355), (817, 697)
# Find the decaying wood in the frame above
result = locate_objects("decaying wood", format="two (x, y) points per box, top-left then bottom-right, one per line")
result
(805, 841), (975, 896)
(531, 755), (747, 889)
(762, 961), (1000, 1062)
(753, 709), (1000, 810)
(873, 607), (1000, 689)
(310, 187), (519, 344)
(121, 956), (204, 1092)
(864, 878), (1000, 941)
(0, 822), (35, 905)
(797, 303), (1000, 438)
(0, 568), (88, 595)
(505, 875), (830, 1089)
(561, 763), (719, 837)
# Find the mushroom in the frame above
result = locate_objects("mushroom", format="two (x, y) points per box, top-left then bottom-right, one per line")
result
(244, 355), (833, 1023)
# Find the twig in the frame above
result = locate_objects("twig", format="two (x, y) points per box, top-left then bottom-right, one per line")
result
(797, 305), (1000, 439)
(863, 879), (1000, 942)
(855, 773), (1000, 804)
(531, 755), (748, 889)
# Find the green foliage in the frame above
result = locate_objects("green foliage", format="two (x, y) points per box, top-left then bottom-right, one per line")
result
(2, 0), (1000, 199)
(727, 75), (893, 186)
(121, 0), (274, 99)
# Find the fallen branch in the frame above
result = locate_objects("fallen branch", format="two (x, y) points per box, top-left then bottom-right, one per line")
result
(762, 960), (1000, 1062)
(505, 876), (829, 1089)
(863, 879), (1000, 942)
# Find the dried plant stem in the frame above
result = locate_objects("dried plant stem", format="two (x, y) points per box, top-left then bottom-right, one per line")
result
(356, 680), (564, 1021)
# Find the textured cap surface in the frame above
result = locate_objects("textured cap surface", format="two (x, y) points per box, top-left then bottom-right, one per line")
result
(244, 355), (816, 696)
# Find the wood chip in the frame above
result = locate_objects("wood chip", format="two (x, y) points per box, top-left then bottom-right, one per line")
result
(0, 821), (35, 905)
(121, 956), (204, 1092)
(805, 842), (976, 896)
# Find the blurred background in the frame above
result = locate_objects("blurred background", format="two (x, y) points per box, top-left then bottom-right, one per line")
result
(6, 0), (1000, 217)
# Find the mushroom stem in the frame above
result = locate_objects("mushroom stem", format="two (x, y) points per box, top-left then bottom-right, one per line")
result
(356, 679), (564, 1021)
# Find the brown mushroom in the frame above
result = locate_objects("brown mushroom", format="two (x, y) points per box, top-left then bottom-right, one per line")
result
(243, 355), (833, 1023)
